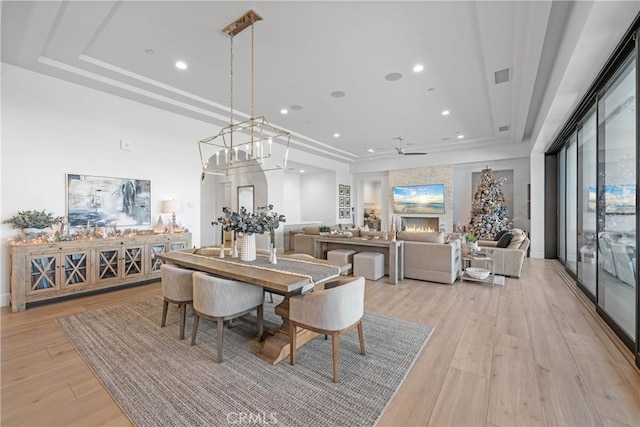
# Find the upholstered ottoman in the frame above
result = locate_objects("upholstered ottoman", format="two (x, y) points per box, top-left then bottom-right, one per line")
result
(353, 252), (384, 281)
(327, 249), (357, 275)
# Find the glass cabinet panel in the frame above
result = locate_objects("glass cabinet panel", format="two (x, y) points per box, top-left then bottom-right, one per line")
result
(97, 249), (120, 281)
(123, 246), (144, 277)
(28, 255), (58, 291)
(63, 251), (90, 287)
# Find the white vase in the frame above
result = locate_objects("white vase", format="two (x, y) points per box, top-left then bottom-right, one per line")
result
(240, 233), (256, 261)
(269, 246), (278, 264)
(218, 244), (225, 259)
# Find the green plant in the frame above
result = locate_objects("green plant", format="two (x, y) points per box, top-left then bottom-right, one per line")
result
(3, 210), (63, 229)
(319, 225), (331, 233)
(464, 233), (478, 243)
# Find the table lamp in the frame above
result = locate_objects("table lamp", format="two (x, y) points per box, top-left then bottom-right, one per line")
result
(162, 199), (182, 230)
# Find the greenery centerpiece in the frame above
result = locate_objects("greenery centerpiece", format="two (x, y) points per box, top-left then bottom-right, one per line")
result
(214, 205), (285, 262)
(3, 210), (64, 239)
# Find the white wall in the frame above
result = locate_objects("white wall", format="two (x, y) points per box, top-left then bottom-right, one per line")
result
(283, 173), (302, 223)
(300, 171), (335, 225)
(1, 63), (213, 306)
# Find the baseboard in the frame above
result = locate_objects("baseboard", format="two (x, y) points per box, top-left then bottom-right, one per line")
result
(1, 293), (10, 307)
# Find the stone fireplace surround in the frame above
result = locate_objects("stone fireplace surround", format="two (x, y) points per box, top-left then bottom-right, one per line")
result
(400, 216), (440, 232)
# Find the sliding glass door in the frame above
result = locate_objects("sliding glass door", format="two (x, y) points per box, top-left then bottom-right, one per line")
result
(596, 55), (637, 341)
(577, 110), (597, 297)
(566, 136), (578, 275)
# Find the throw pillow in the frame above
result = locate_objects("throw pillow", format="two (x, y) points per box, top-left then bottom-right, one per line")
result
(494, 229), (509, 241)
(496, 232), (513, 248)
(507, 228), (526, 249)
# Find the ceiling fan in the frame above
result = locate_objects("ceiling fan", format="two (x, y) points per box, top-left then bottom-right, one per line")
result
(393, 137), (427, 155)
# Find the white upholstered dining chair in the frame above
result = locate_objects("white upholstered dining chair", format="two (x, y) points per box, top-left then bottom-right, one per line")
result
(289, 276), (366, 382)
(160, 264), (194, 340)
(190, 272), (264, 363)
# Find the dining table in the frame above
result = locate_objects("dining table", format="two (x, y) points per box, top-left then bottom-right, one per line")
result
(157, 249), (343, 364)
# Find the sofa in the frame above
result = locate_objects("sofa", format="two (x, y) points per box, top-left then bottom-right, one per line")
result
(476, 228), (530, 278)
(398, 231), (462, 285)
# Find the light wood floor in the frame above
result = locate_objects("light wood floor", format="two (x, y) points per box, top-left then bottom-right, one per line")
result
(2, 258), (639, 426)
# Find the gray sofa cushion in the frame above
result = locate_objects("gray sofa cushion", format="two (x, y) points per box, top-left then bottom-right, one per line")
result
(496, 232), (512, 248)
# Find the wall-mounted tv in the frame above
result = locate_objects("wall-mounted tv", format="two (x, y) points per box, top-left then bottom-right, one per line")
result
(588, 184), (635, 214)
(392, 184), (445, 214)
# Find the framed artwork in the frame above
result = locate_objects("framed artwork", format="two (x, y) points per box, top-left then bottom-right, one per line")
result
(339, 184), (345, 195)
(345, 197), (351, 208)
(66, 174), (151, 227)
(340, 208), (346, 219)
(339, 196), (345, 207)
(345, 185), (350, 196)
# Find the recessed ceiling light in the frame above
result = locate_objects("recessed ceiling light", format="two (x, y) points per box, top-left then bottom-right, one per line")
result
(441, 137), (451, 141)
(427, 87), (435, 92)
(413, 64), (424, 73)
(290, 104), (304, 111)
(145, 49), (155, 55)
(368, 148), (375, 153)
(280, 109), (288, 115)
(331, 90), (346, 98)
(457, 134), (464, 139)
(175, 61), (187, 70)
(442, 110), (450, 116)
(300, 170), (305, 173)
(385, 72), (403, 81)
(333, 133), (340, 138)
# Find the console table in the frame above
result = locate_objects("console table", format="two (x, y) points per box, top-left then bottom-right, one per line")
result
(8, 233), (191, 311)
(313, 236), (404, 284)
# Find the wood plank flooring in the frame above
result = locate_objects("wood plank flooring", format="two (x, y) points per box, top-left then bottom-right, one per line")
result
(2, 258), (639, 426)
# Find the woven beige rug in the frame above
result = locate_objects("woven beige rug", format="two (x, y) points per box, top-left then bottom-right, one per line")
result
(56, 295), (433, 427)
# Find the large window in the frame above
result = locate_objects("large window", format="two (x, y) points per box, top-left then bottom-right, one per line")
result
(566, 136), (578, 274)
(597, 55), (637, 339)
(577, 110), (597, 296)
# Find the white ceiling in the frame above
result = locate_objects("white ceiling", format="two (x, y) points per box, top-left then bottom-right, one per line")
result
(2, 1), (638, 166)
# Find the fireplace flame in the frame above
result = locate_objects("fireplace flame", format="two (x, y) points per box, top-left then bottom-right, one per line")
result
(404, 225), (437, 232)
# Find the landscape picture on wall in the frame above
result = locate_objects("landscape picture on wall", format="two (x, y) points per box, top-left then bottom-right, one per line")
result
(604, 184), (635, 214)
(392, 184), (445, 214)
(67, 174), (151, 227)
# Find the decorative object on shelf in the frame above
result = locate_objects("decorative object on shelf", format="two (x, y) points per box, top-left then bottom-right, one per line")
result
(154, 215), (165, 233)
(465, 267), (490, 280)
(390, 218), (397, 242)
(199, 10), (290, 177)
(319, 225), (331, 236)
(468, 167), (511, 239)
(3, 209), (64, 239)
(464, 233), (478, 251)
(219, 244), (226, 259)
(162, 199), (182, 231)
(269, 246), (278, 264)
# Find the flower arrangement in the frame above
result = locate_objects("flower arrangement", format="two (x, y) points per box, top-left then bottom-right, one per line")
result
(214, 205), (286, 246)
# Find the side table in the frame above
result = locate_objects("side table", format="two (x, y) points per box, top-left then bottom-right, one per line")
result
(461, 250), (495, 287)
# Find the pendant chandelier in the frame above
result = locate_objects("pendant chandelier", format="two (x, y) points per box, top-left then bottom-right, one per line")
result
(199, 10), (290, 177)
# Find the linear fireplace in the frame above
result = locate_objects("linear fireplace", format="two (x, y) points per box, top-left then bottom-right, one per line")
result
(400, 216), (440, 232)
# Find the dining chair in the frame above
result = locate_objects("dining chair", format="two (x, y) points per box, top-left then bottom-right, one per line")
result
(289, 276), (366, 382)
(190, 272), (264, 363)
(160, 264), (194, 340)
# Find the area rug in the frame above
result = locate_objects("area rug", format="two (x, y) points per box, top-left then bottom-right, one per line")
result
(56, 295), (433, 427)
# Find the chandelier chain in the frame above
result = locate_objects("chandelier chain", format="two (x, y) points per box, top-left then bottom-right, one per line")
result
(251, 22), (255, 120)
(229, 35), (234, 127)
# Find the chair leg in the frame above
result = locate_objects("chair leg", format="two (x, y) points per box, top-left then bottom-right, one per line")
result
(256, 305), (264, 340)
(216, 319), (224, 363)
(160, 299), (169, 327)
(290, 323), (297, 365)
(357, 321), (365, 355)
(179, 304), (186, 340)
(190, 313), (200, 346)
(332, 333), (340, 383)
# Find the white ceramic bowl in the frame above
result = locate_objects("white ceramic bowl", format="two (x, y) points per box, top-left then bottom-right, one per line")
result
(465, 267), (490, 280)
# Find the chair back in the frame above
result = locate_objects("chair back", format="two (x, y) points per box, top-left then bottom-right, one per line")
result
(161, 264), (193, 302)
(290, 276), (365, 331)
(192, 272), (264, 318)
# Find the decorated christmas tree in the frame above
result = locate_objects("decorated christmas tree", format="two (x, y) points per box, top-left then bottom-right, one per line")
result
(468, 167), (510, 239)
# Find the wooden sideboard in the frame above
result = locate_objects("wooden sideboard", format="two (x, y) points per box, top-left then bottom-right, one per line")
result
(8, 233), (192, 312)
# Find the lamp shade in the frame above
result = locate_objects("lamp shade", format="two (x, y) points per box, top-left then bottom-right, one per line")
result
(162, 200), (182, 214)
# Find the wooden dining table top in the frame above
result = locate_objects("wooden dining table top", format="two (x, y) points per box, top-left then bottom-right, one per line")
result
(157, 250), (341, 295)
